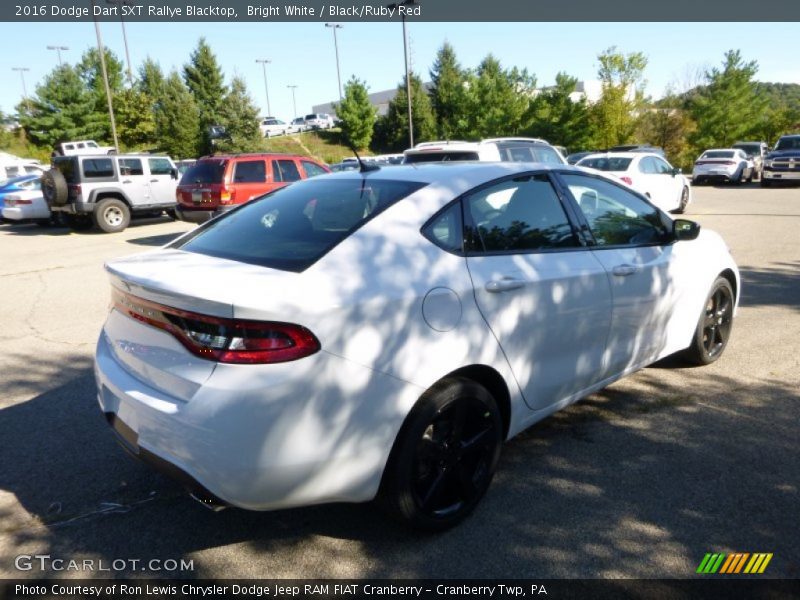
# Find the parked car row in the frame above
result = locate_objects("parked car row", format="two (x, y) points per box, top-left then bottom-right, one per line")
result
(259, 113), (336, 138)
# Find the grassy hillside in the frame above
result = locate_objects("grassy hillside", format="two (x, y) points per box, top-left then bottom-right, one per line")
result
(259, 129), (374, 165)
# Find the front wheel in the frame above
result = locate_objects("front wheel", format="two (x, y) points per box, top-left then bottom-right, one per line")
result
(379, 378), (503, 531)
(674, 187), (689, 214)
(683, 277), (735, 365)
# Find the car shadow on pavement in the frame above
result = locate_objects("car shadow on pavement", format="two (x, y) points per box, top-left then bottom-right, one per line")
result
(739, 261), (800, 311)
(126, 232), (188, 247)
(1, 354), (798, 579)
(0, 223), (72, 236)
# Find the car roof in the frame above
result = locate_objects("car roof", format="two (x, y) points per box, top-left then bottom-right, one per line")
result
(702, 148), (739, 153)
(197, 153), (310, 160)
(579, 152), (652, 161)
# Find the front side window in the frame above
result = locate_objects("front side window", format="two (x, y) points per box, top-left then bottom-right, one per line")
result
(148, 158), (173, 176)
(638, 157), (657, 174)
(118, 158), (143, 176)
(82, 158), (114, 178)
(172, 178), (427, 272)
(560, 173), (671, 247)
(233, 160), (267, 183)
(87, 142), (98, 148)
(272, 159), (301, 182)
(652, 157), (673, 174)
(464, 174), (579, 253)
(580, 156), (633, 171)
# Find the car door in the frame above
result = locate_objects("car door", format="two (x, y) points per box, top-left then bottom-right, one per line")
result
(147, 157), (178, 205)
(117, 158), (149, 205)
(270, 158), (302, 190)
(651, 156), (683, 211)
(463, 173), (613, 411)
(557, 172), (681, 375)
(231, 159), (268, 203)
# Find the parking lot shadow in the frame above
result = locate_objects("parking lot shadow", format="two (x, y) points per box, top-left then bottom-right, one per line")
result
(126, 232), (187, 247)
(739, 261), (800, 311)
(1, 354), (798, 578)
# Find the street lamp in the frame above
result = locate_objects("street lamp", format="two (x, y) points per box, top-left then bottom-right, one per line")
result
(255, 59), (272, 116)
(12, 67), (31, 113)
(90, 0), (120, 152)
(324, 23), (344, 101)
(386, 0), (418, 148)
(287, 85), (299, 119)
(46, 45), (69, 66)
(106, 0), (135, 86)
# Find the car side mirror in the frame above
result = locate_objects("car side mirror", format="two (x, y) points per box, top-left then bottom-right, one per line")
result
(673, 218), (700, 241)
(170, 168), (179, 180)
(671, 167), (682, 177)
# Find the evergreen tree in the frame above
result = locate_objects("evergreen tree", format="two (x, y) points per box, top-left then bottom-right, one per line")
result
(183, 37), (228, 153)
(376, 73), (436, 152)
(116, 88), (157, 150)
(138, 58), (166, 106)
(77, 47), (125, 142)
(688, 50), (767, 149)
(590, 47), (648, 148)
(155, 72), (201, 159)
(19, 65), (97, 148)
(525, 72), (593, 151)
(429, 42), (468, 140)
(217, 76), (263, 153)
(335, 77), (377, 151)
(463, 55), (533, 138)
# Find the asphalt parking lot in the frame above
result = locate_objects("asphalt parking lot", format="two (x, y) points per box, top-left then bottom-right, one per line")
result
(1, 185), (798, 579)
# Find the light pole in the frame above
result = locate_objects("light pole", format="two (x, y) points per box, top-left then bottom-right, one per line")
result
(387, 0), (417, 148)
(106, 0), (135, 86)
(12, 67), (31, 113)
(255, 59), (272, 116)
(287, 85), (299, 119)
(46, 45), (69, 66)
(90, 0), (119, 152)
(324, 23), (343, 101)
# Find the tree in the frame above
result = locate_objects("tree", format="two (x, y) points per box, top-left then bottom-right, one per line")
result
(525, 72), (593, 151)
(637, 95), (697, 168)
(591, 47), (648, 148)
(138, 58), (166, 106)
(334, 77), (377, 151)
(688, 50), (768, 149)
(463, 55), (533, 139)
(154, 72), (201, 159)
(19, 64), (97, 148)
(115, 88), (157, 149)
(217, 76), (263, 154)
(375, 73), (436, 152)
(77, 47), (125, 142)
(183, 37), (228, 153)
(429, 42), (468, 140)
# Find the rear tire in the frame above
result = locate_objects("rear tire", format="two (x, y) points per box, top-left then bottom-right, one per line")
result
(682, 277), (735, 366)
(93, 198), (130, 233)
(379, 377), (502, 531)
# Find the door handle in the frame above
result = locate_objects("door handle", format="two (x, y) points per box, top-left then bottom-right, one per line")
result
(611, 264), (641, 276)
(150, 179), (159, 183)
(121, 180), (132, 184)
(485, 278), (525, 293)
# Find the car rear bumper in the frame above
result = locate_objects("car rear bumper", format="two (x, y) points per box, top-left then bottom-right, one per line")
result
(174, 205), (234, 223)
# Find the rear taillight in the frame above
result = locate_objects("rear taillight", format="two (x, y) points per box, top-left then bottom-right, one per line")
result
(68, 184), (81, 195)
(219, 186), (233, 204)
(111, 288), (320, 364)
(620, 176), (633, 185)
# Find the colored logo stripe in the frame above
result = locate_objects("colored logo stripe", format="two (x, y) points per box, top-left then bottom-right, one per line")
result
(744, 553), (773, 574)
(698, 552), (773, 574)
(697, 553), (726, 573)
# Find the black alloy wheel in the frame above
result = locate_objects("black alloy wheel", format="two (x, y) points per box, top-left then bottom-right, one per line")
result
(684, 277), (735, 365)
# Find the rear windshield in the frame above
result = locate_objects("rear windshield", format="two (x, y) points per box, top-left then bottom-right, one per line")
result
(173, 178), (427, 272)
(702, 151), (735, 159)
(579, 156), (633, 171)
(404, 151), (480, 163)
(180, 160), (227, 185)
(775, 137), (800, 151)
(54, 158), (78, 183)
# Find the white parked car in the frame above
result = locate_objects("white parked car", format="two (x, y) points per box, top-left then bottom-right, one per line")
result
(404, 138), (566, 165)
(0, 153), (44, 181)
(96, 162), (739, 530)
(303, 113), (335, 129)
(1, 178), (53, 225)
(289, 117), (308, 133)
(692, 148), (755, 185)
(577, 152), (691, 213)
(259, 117), (290, 138)
(54, 140), (116, 157)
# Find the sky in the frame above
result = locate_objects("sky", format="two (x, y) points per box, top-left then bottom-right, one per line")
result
(1, 21), (798, 120)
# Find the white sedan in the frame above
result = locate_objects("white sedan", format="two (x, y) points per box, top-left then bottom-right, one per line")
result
(577, 152), (692, 214)
(96, 163), (739, 530)
(693, 148), (754, 185)
(0, 179), (54, 225)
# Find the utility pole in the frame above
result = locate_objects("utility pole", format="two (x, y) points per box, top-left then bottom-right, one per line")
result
(255, 59), (272, 116)
(324, 23), (344, 101)
(287, 85), (299, 119)
(90, 0), (119, 152)
(106, 0), (135, 86)
(387, 0), (417, 148)
(12, 67), (31, 113)
(46, 45), (69, 66)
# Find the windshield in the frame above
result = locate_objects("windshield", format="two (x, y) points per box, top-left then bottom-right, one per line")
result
(173, 178), (427, 272)
(180, 160), (227, 185)
(404, 151), (480, 163)
(775, 137), (800, 151)
(578, 156), (633, 171)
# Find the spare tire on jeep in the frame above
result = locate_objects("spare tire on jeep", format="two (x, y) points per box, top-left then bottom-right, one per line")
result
(41, 168), (69, 206)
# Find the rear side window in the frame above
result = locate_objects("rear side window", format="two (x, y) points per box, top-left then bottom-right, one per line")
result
(83, 158), (115, 178)
(173, 178), (427, 272)
(180, 160), (227, 185)
(148, 158), (173, 175)
(118, 158), (143, 176)
(580, 157), (633, 171)
(233, 160), (267, 183)
(301, 161), (328, 178)
(272, 159), (301, 182)
(404, 151), (480, 163)
(5, 166), (19, 178)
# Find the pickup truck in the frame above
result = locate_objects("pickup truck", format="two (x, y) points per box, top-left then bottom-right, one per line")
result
(761, 134), (800, 187)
